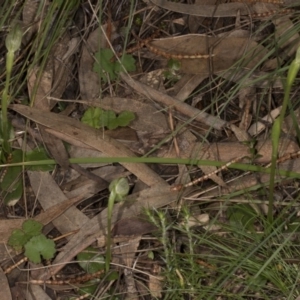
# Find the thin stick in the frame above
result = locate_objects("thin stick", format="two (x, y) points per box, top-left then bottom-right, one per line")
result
(171, 155), (245, 191)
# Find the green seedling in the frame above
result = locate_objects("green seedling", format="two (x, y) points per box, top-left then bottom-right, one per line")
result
(227, 204), (259, 232)
(81, 107), (135, 130)
(8, 219), (56, 264)
(1, 23), (22, 154)
(106, 177), (130, 272)
(77, 246), (105, 274)
(77, 246), (105, 296)
(268, 46), (300, 225)
(0, 23), (23, 200)
(0, 148), (54, 205)
(0, 24), (54, 206)
(93, 48), (136, 82)
(164, 58), (181, 82)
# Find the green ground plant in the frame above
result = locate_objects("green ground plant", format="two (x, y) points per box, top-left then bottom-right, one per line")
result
(105, 177), (130, 272)
(93, 48), (136, 82)
(8, 219), (56, 264)
(81, 107), (135, 130)
(2, 0), (300, 299)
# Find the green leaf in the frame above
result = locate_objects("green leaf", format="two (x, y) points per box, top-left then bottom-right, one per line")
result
(227, 204), (257, 231)
(22, 219), (43, 237)
(24, 234), (56, 263)
(93, 49), (115, 82)
(100, 110), (116, 129)
(81, 107), (135, 130)
(106, 270), (119, 281)
(106, 118), (119, 130)
(7, 220), (44, 251)
(25, 148), (54, 171)
(148, 251), (154, 260)
(77, 246), (105, 274)
(93, 49), (136, 82)
(81, 107), (103, 129)
(8, 229), (31, 251)
(2, 177), (23, 206)
(116, 111), (135, 127)
(79, 279), (99, 295)
(0, 149), (23, 191)
(114, 54), (136, 73)
(167, 58), (181, 71)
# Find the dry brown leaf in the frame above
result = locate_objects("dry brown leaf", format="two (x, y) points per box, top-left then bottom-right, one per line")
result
(22, 0), (47, 44)
(112, 217), (158, 237)
(92, 97), (169, 134)
(248, 106), (282, 137)
(27, 27), (75, 168)
(188, 0), (217, 33)
(11, 104), (166, 187)
(192, 138), (298, 164)
(0, 194), (84, 243)
(171, 74), (206, 102)
(28, 65), (69, 168)
(148, 35), (269, 75)
(150, 0), (285, 18)
(28, 172), (89, 235)
(79, 24), (118, 99)
(282, 107), (300, 137)
(121, 73), (226, 131)
(0, 194), (84, 261)
(113, 235), (141, 270)
(64, 166), (128, 199)
(37, 184), (177, 280)
(273, 15), (300, 58)
(203, 156), (300, 198)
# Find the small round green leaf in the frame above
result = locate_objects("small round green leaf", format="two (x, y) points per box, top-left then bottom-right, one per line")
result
(81, 107), (103, 129)
(8, 229), (30, 250)
(77, 246), (105, 274)
(22, 219), (43, 237)
(24, 234), (56, 263)
(116, 111), (135, 127)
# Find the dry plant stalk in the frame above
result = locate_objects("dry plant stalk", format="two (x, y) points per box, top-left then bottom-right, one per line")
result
(251, 8), (294, 18)
(120, 30), (213, 60)
(171, 156), (245, 191)
(28, 269), (104, 285)
(172, 150), (300, 192)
